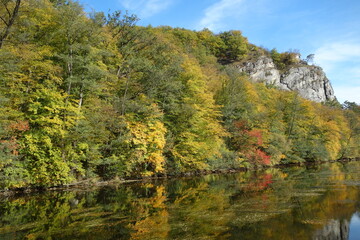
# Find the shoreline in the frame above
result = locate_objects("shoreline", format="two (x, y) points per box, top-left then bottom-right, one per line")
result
(1, 157), (359, 197)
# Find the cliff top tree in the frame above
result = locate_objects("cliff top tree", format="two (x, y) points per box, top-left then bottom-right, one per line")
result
(218, 30), (249, 62)
(305, 54), (315, 64)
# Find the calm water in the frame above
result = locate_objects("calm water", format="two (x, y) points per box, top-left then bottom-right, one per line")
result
(2, 162), (360, 239)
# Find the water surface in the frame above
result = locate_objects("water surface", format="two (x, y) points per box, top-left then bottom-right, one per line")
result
(1, 161), (360, 239)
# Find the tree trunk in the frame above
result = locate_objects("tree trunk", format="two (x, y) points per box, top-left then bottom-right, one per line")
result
(67, 47), (73, 94)
(121, 72), (130, 115)
(78, 83), (84, 108)
(0, 0), (21, 49)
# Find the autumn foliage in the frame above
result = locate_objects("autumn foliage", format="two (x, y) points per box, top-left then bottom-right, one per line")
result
(0, 0), (359, 189)
(231, 121), (271, 166)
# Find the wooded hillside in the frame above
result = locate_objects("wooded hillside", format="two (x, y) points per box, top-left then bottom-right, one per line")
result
(1, 0), (359, 189)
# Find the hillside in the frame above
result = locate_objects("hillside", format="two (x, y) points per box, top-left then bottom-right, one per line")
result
(0, 0), (359, 190)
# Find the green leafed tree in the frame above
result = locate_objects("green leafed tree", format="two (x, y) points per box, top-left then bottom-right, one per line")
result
(168, 58), (226, 171)
(21, 87), (80, 186)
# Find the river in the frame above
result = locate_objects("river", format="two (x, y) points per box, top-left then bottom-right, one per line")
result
(1, 161), (360, 239)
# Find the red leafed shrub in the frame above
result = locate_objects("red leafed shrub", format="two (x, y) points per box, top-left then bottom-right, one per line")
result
(245, 149), (271, 165)
(232, 120), (271, 165)
(233, 120), (249, 130)
(1, 121), (30, 156)
(0, 137), (19, 155)
(248, 129), (263, 146)
(8, 120), (30, 132)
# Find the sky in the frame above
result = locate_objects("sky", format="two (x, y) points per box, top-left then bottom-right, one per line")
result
(79, 0), (360, 104)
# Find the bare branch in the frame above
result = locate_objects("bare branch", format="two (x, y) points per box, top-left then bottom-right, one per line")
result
(4, 1), (12, 18)
(0, 15), (9, 26)
(0, 0), (21, 49)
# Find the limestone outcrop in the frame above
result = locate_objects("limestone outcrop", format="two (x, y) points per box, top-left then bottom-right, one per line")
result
(237, 56), (335, 102)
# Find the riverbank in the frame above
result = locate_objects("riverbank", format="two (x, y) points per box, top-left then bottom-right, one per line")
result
(1, 157), (359, 197)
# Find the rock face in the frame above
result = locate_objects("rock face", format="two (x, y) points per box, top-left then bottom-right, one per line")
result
(312, 219), (349, 240)
(238, 56), (335, 102)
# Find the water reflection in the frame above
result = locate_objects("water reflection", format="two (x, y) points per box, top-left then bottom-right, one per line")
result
(312, 219), (349, 240)
(1, 162), (360, 239)
(349, 213), (360, 240)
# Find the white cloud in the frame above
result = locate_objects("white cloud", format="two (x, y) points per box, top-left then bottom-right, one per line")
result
(314, 42), (360, 71)
(119, 0), (173, 18)
(333, 86), (360, 104)
(314, 41), (360, 103)
(197, 0), (245, 31)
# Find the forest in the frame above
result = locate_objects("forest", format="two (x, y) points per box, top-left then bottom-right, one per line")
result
(0, 0), (360, 190)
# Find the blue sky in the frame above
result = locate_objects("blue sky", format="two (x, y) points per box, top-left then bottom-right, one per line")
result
(79, 0), (360, 104)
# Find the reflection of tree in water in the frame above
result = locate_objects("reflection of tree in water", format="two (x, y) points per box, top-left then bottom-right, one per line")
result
(0, 184), (169, 239)
(1, 162), (360, 239)
(230, 164), (360, 239)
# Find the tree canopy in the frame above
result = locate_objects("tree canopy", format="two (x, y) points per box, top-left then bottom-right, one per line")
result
(0, 0), (359, 190)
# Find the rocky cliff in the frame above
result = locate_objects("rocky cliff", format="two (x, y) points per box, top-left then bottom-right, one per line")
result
(237, 56), (335, 102)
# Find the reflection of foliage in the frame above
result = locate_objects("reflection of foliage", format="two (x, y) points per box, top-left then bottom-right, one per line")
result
(1, 162), (360, 239)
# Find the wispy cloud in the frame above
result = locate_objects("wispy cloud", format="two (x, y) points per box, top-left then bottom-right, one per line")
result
(119, 0), (173, 18)
(314, 41), (360, 103)
(197, 0), (245, 31)
(315, 42), (360, 70)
